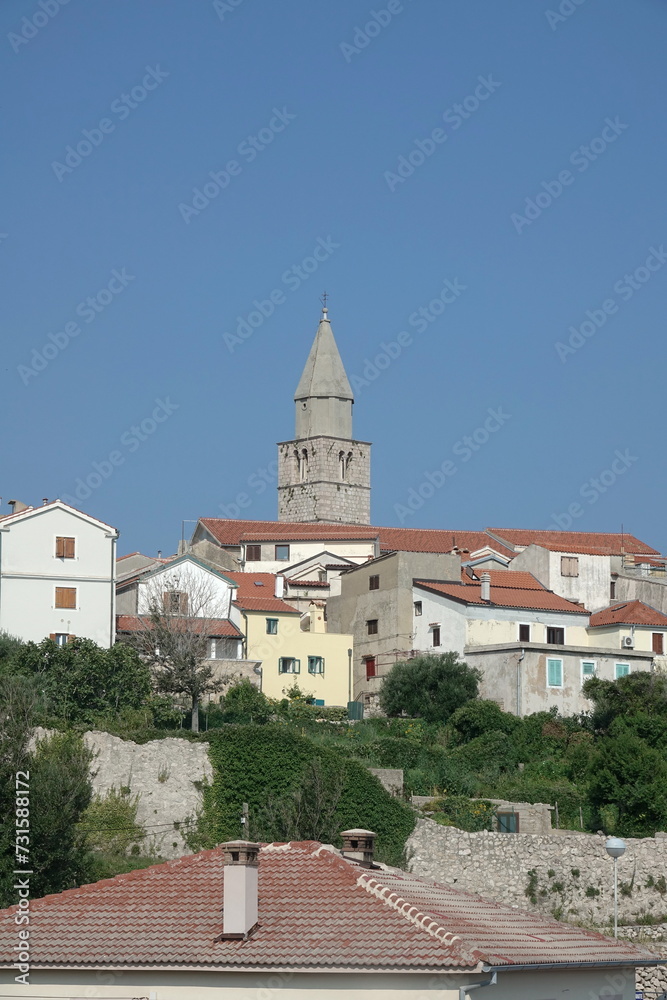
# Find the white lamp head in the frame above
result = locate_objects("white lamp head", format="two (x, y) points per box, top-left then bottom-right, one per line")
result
(605, 836), (626, 859)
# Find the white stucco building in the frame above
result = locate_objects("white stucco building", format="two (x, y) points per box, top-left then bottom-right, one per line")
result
(0, 499), (118, 647)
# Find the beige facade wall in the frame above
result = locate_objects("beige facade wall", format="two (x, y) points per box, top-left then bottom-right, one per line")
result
(244, 609), (352, 705)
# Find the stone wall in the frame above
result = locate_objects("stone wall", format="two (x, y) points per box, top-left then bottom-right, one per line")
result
(407, 818), (667, 925)
(368, 768), (403, 797)
(85, 730), (212, 858)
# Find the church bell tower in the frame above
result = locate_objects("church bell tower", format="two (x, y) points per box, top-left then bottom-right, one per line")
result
(277, 304), (371, 524)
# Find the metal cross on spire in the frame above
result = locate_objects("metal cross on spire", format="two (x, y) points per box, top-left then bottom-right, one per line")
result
(320, 290), (329, 316)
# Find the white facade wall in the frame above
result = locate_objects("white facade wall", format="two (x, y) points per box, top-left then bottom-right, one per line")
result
(0, 504), (116, 646)
(547, 549), (612, 611)
(137, 558), (238, 623)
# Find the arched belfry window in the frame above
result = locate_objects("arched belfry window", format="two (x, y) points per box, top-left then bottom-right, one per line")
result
(301, 448), (309, 481)
(339, 451), (353, 481)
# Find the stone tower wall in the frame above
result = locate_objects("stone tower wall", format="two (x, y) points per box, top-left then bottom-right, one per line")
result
(278, 437), (371, 524)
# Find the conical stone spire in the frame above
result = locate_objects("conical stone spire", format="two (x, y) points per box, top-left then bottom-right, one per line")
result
(294, 307), (354, 440)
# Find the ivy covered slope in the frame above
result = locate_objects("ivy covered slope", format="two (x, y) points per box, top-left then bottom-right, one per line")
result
(197, 725), (415, 868)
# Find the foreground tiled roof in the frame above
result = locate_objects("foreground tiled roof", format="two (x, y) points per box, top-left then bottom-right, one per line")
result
(415, 571), (589, 614)
(115, 615), (243, 638)
(589, 600), (667, 628)
(489, 528), (659, 556)
(0, 841), (656, 972)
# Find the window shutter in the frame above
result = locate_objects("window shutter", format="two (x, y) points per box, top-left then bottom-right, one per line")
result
(67, 634), (76, 642)
(64, 537), (75, 558)
(49, 633), (56, 641)
(163, 592), (170, 611)
(55, 537), (64, 557)
(179, 593), (189, 615)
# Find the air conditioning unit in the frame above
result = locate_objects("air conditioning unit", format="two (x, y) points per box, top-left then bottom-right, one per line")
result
(622, 636), (634, 649)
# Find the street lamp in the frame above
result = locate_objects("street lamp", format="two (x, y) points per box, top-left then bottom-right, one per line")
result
(605, 836), (626, 937)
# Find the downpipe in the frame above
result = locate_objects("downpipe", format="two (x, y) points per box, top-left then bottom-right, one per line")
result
(459, 970), (498, 1000)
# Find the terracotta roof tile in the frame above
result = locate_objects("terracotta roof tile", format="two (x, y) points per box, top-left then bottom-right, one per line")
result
(286, 578), (330, 587)
(199, 518), (378, 545)
(415, 572), (588, 614)
(489, 528), (659, 556)
(0, 842), (655, 972)
(589, 600), (667, 628)
(377, 527), (515, 560)
(115, 615), (243, 638)
(225, 572), (299, 613)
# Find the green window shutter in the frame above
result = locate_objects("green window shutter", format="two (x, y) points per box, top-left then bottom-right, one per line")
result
(547, 659), (563, 687)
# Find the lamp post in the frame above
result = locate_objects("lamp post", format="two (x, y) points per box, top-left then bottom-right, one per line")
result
(605, 837), (626, 937)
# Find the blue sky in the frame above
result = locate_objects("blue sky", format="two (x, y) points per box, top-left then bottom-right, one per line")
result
(2, 0), (666, 556)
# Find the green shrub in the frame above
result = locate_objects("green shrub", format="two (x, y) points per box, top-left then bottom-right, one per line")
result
(428, 795), (495, 832)
(449, 699), (518, 743)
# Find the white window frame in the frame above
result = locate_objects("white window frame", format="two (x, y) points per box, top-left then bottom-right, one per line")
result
(580, 659), (596, 684)
(614, 662), (630, 679)
(547, 657), (563, 688)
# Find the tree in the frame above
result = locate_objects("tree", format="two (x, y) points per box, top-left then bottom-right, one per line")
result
(9, 637), (152, 725)
(583, 671), (667, 732)
(123, 566), (230, 732)
(449, 698), (518, 743)
(222, 679), (273, 724)
(379, 652), (481, 723)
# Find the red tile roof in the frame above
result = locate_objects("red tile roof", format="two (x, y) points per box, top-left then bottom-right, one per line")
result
(286, 578), (330, 587)
(199, 518), (378, 545)
(489, 528), (659, 556)
(377, 527), (515, 560)
(225, 572), (300, 614)
(589, 601), (667, 629)
(415, 571), (589, 614)
(115, 615), (243, 638)
(0, 841), (655, 972)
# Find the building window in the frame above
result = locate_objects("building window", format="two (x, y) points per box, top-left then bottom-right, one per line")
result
(246, 545), (261, 561)
(266, 618), (278, 635)
(275, 544), (290, 561)
(432, 626), (441, 647)
(546, 627), (565, 645)
(519, 623), (530, 642)
(367, 619), (378, 635)
(581, 660), (596, 682)
(615, 663), (630, 679)
(369, 575), (379, 591)
(50, 632), (71, 646)
(55, 587), (76, 610)
(308, 656), (325, 675)
(414, 601), (422, 616)
(279, 657), (300, 674)
(561, 556), (579, 577)
(163, 591), (188, 615)
(55, 536), (75, 558)
(364, 656), (376, 679)
(547, 658), (563, 687)
(497, 812), (518, 833)
(653, 632), (664, 654)
(339, 450), (352, 481)
(610, 579), (616, 599)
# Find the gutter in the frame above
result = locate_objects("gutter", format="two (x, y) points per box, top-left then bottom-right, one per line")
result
(460, 969), (497, 1000)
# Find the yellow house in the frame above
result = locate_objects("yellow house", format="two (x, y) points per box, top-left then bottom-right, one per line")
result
(227, 572), (353, 706)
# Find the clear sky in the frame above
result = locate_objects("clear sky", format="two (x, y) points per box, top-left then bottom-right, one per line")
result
(3, 0), (666, 556)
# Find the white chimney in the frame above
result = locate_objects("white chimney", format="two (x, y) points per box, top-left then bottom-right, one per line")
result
(220, 840), (260, 938)
(308, 601), (326, 633)
(480, 572), (491, 602)
(274, 575), (285, 599)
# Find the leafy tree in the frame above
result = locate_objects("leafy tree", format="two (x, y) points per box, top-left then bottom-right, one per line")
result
(0, 631), (24, 674)
(379, 653), (480, 723)
(9, 638), (152, 725)
(0, 675), (40, 904)
(221, 679), (273, 724)
(449, 699), (518, 743)
(583, 671), (667, 732)
(587, 721), (667, 837)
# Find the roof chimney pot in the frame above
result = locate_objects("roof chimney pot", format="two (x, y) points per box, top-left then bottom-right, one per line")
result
(219, 840), (260, 939)
(274, 575), (285, 599)
(340, 828), (377, 868)
(481, 572), (491, 602)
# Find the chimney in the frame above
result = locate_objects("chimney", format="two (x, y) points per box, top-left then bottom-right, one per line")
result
(480, 572), (491, 602)
(220, 840), (260, 938)
(274, 575), (285, 599)
(340, 828), (377, 868)
(7, 500), (29, 514)
(308, 601), (326, 633)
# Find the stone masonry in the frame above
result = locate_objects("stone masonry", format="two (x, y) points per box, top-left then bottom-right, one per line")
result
(277, 437), (371, 524)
